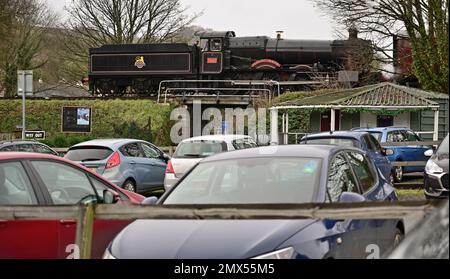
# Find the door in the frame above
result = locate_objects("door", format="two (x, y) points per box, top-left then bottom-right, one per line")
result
(120, 143), (147, 191)
(139, 143), (166, 188)
(0, 161), (59, 259)
(320, 111), (340, 132)
(363, 134), (392, 180)
(325, 153), (372, 258)
(402, 130), (430, 172)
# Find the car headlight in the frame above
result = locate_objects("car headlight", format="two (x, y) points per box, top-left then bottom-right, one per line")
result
(425, 160), (443, 174)
(102, 249), (117, 259)
(252, 247), (295, 259)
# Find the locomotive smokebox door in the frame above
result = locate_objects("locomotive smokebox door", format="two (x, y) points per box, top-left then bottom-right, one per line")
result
(202, 52), (223, 74)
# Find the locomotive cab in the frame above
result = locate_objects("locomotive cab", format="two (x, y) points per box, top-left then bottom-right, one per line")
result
(198, 31), (235, 75)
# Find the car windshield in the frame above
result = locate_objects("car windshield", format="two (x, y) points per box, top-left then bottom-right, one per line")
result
(368, 132), (383, 142)
(437, 135), (449, 154)
(164, 157), (322, 205)
(65, 146), (113, 162)
(301, 138), (358, 148)
(173, 140), (227, 158)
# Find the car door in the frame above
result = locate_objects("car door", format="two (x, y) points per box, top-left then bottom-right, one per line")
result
(346, 151), (393, 256)
(27, 160), (131, 259)
(363, 135), (392, 180)
(403, 130), (430, 171)
(139, 142), (166, 188)
(120, 143), (148, 190)
(0, 161), (59, 259)
(325, 153), (370, 259)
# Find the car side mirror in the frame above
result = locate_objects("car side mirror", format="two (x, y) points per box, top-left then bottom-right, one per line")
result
(161, 153), (171, 163)
(424, 149), (434, 157)
(339, 192), (366, 203)
(103, 190), (120, 204)
(142, 196), (158, 205)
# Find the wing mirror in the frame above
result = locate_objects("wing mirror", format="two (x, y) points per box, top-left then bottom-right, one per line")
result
(382, 148), (394, 156)
(142, 196), (158, 205)
(424, 149), (434, 157)
(339, 192), (366, 203)
(103, 190), (120, 204)
(161, 153), (171, 163)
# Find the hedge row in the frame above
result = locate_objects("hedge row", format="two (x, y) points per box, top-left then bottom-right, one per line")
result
(0, 99), (174, 147)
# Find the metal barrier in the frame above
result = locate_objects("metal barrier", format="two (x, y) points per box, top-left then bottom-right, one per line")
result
(0, 201), (441, 259)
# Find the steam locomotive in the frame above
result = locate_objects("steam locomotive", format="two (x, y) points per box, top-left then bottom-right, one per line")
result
(89, 30), (372, 95)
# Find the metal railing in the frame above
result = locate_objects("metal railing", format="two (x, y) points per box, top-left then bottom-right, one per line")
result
(0, 201), (441, 259)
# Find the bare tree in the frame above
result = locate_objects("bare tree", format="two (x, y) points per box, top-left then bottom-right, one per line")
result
(0, 0), (57, 97)
(60, 0), (199, 80)
(311, 0), (449, 93)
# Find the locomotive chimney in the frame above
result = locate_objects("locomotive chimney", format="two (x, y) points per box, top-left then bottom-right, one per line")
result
(348, 28), (358, 39)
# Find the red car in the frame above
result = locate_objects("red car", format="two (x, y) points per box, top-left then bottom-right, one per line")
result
(0, 152), (144, 259)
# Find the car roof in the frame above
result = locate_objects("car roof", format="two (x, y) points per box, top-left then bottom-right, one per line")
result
(302, 131), (368, 140)
(201, 145), (361, 163)
(354, 127), (411, 132)
(70, 139), (147, 149)
(0, 140), (42, 146)
(181, 134), (253, 143)
(0, 152), (69, 161)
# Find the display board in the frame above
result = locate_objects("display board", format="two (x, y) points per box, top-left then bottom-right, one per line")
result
(62, 107), (92, 133)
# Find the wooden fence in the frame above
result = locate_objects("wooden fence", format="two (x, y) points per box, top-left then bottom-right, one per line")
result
(0, 201), (442, 259)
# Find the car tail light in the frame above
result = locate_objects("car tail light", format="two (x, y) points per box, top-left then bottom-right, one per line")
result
(106, 152), (121, 169)
(166, 160), (175, 174)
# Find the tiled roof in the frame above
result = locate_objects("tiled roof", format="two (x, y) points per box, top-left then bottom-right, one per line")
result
(278, 83), (445, 107)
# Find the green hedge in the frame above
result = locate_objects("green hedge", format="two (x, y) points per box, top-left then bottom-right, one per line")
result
(0, 99), (174, 147)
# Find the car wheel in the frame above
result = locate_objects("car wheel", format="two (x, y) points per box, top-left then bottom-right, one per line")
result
(123, 180), (136, 193)
(393, 166), (403, 183)
(393, 228), (404, 248)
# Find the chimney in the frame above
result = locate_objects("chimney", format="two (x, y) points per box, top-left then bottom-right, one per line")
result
(348, 28), (358, 39)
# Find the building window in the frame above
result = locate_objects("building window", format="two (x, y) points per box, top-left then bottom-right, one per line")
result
(377, 115), (394, 127)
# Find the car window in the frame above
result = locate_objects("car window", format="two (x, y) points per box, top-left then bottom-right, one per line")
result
(140, 143), (160, 159)
(210, 39), (222, 51)
(120, 143), (144, 158)
(0, 145), (15, 152)
(347, 152), (376, 193)
(368, 132), (383, 142)
(0, 162), (38, 205)
(34, 144), (57, 155)
(89, 176), (128, 202)
(387, 131), (405, 143)
(173, 140), (227, 158)
(326, 153), (359, 203)
(232, 138), (258, 150)
(30, 161), (97, 205)
(16, 144), (35, 153)
(405, 130), (420, 142)
(301, 138), (359, 148)
(437, 135), (449, 154)
(363, 135), (383, 153)
(65, 146), (113, 162)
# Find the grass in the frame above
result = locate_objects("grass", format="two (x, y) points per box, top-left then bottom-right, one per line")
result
(397, 189), (425, 201)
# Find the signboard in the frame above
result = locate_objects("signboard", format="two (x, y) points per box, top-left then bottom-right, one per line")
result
(24, 131), (46, 140)
(17, 70), (33, 96)
(62, 107), (92, 133)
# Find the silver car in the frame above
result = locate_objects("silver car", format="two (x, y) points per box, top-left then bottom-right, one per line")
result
(164, 135), (258, 191)
(65, 139), (169, 194)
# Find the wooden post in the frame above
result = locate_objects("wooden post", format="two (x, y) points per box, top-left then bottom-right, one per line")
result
(75, 202), (96, 259)
(331, 108), (336, 132)
(270, 108), (279, 145)
(433, 109), (440, 142)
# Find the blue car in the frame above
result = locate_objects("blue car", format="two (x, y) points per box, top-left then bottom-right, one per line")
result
(353, 127), (432, 182)
(300, 131), (393, 183)
(104, 145), (404, 259)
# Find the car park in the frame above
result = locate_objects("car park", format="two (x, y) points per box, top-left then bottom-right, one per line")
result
(104, 145), (403, 259)
(353, 127), (432, 182)
(65, 139), (169, 194)
(300, 131), (394, 182)
(164, 135), (258, 190)
(424, 134), (449, 199)
(0, 140), (58, 156)
(0, 152), (144, 259)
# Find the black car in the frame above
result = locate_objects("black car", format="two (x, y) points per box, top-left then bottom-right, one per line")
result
(424, 134), (449, 199)
(0, 140), (58, 156)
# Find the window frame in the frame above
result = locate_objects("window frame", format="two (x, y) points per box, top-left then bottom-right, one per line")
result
(344, 151), (379, 194)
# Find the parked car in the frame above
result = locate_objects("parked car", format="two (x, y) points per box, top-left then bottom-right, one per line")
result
(164, 135), (258, 190)
(0, 140), (58, 156)
(424, 134), (449, 199)
(104, 145), (403, 259)
(65, 139), (169, 194)
(0, 152), (144, 259)
(353, 127), (432, 182)
(300, 131), (394, 183)
(389, 201), (449, 259)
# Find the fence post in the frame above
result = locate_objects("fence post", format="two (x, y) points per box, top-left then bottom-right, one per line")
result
(75, 202), (96, 259)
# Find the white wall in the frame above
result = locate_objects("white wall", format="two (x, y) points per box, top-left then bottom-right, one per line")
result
(394, 113), (411, 127)
(359, 112), (411, 128)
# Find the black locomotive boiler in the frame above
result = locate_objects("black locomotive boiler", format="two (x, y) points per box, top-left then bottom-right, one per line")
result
(89, 30), (372, 95)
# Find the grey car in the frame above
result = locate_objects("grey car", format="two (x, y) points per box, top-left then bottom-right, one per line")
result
(0, 140), (58, 156)
(65, 139), (169, 194)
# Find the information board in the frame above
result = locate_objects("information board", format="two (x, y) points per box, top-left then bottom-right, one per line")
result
(62, 107), (92, 133)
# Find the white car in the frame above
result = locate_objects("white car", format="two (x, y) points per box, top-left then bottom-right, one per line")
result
(164, 135), (258, 191)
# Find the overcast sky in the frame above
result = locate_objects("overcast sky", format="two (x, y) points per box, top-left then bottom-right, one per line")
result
(46, 0), (336, 40)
